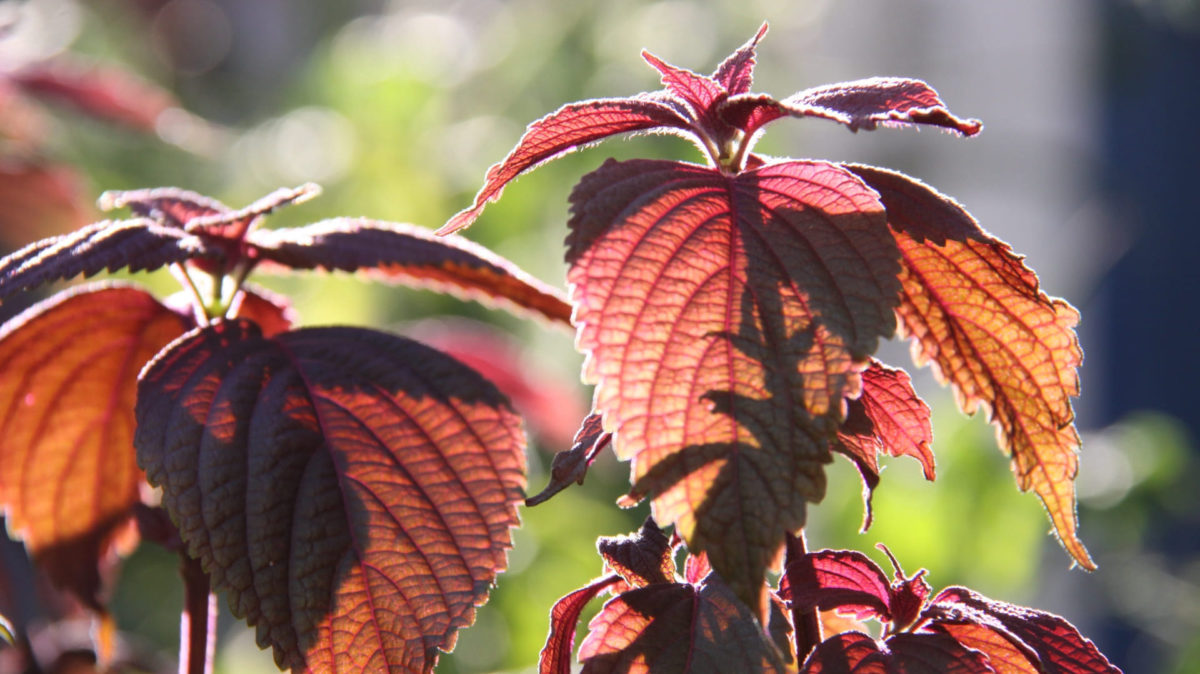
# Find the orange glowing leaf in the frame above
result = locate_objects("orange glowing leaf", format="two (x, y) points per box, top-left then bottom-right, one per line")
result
(134, 320), (526, 672)
(929, 622), (1039, 674)
(846, 163), (1092, 570)
(567, 157), (901, 618)
(0, 283), (188, 608)
(577, 571), (788, 673)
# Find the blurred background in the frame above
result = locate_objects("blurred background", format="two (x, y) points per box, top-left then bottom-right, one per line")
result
(1, 0), (1197, 672)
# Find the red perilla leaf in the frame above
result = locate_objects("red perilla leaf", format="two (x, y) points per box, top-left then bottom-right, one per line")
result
(566, 156), (900, 619)
(597, 518), (675, 590)
(11, 57), (176, 133)
(251, 218), (573, 325)
(0, 219), (208, 302)
(577, 573), (789, 674)
(801, 630), (993, 673)
(0, 283), (188, 608)
(134, 320), (526, 672)
(526, 412), (611, 506)
(833, 360), (935, 530)
(540, 574), (622, 674)
(777, 549), (894, 623)
(845, 164), (1091, 570)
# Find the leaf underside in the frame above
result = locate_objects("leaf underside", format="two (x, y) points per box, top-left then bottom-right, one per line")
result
(251, 218), (573, 325)
(846, 164), (1091, 569)
(134, 320), (526, 672)
(0, 283), (188, 607)
(566, 157), (901, 618)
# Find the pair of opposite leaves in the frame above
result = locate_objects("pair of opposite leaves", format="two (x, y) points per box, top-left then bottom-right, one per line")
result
(0, 21), (1086, 673)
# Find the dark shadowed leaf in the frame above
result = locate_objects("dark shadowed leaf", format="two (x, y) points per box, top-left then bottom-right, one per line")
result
(801, 631), (993, 673)
(597, 518), (675, 590)
(578, 572), (787, 673)
(845, 163), (1091, 570)
(566, 156), (900, 618)
(228, 284), (297, 338)
(540, 574), (622, 674)
(251, 218), (573, 325)
(929, 587), (1119, 673)
(526, 412), (610, 506)
(0, 283), (188, 608)
(134, 320), (526, 672)
(97, 186), (228, 229)
(0, 220), (208, 302)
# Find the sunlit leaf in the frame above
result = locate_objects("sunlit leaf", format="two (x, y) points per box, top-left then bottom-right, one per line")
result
(567, 156), (900, 617)
(540, 574), (622, 674)
(134, 320), (526, 672)
(0, 220), (208, 302)
(252, 218), (573, 325)
(578, 571), (788, 673)
(712, 23), (769, 96)
(930, 587), (1120, 673)
(778, 549), (892, 623)
(439, 99), (692, 234)
(780, 78), (982, 136)
(0, 283), (188, 607)
(97, 186), (228, 229)
(846, 163), (1092, 570)
(928, 622), (1040, 674)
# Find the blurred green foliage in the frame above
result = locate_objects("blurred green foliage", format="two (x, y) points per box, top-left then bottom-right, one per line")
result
(3, 0), (1197, 671)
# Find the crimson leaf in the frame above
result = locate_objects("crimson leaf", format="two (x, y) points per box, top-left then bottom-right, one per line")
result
(801, 630), (992, 673)
(250, 218), (573, 325)
(134, 320), (526, 672)
(540, 574), (622, 674)
(566, 156), (900, 618)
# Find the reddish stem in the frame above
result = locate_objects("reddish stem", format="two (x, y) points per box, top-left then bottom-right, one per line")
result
(785, 531), (822, 662)
(179, 554), (216, 674)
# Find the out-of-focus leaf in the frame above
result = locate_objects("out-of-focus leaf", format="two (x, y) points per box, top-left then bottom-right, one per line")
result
(846, 163), (1092, 570)
(527, 412), (610, 506)
(409, 319), (586, 448)
(251, 218), (573, 325)
(11, 58), (175, 133)
(0, 283), (188, 608)
(134, 320), (526, 672)
(0, 220), (208, 302)
(567, 156), (900, 618)
(540, 574), (622, 674)
(929, 587), (1120, 673)
(578, 571), (788, 673)
(0, 161), (92, 248)
(439, 98), (691, 234)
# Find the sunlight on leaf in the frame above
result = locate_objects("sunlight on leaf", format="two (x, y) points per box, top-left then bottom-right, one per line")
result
(0, 283), (188, 607)
(134, 320), (526, 672)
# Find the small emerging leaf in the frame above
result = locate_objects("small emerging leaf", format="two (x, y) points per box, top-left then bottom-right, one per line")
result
(135, 320), (526, 672)
(527, 412), (611, 506)
(597, 518), (675, 590)
(847, 164), (1092, 570)
(0, 283), (188, 607)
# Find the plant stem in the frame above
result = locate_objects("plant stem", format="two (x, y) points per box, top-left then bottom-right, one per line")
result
(179, 554), (216, 674)
(785, 530), (821, 663)
(170, 263), (211, 326)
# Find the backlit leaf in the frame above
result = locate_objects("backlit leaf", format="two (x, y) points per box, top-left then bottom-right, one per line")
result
(578, 572), (788, 673)
(439, 99), (691, 234)
(0, 220), (208, 302)
(0, 283), (188, 608)
(97, 186), (228, 229)
(134, 320), (526, 672)
(834, 361), (935, 530)
(802, 631), (993, 673)
(252, 218), (573, 325)
(846, 164), (1092, 570)
(540, 574), (622, 674)
(778, 549), (892, 623)
(928, 622), (1040, 674)
(0, 161), (92, 248)
(712, 23), (769, 96)
(566, 157), (900, 617)
(930, 587), (1120, 673)
(780, 78), (983, 136)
